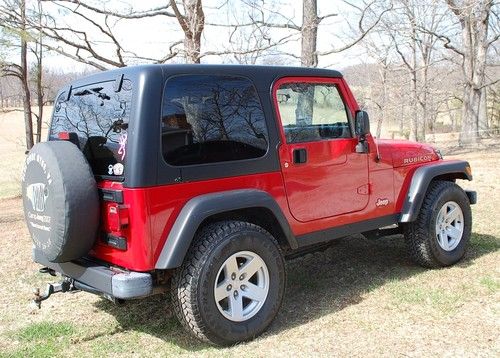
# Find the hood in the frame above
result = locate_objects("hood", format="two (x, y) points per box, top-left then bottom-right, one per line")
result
(376, 139), (440, 168)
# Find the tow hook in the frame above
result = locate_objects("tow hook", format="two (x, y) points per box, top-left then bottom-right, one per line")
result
(39, 267), (57, 276)
(33, 278), (73, 309)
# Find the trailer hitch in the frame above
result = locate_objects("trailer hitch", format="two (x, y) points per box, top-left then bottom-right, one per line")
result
(32, 276), (73, 309)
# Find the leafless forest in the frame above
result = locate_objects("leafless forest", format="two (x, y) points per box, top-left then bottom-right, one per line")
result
(0, 0), (498, 150)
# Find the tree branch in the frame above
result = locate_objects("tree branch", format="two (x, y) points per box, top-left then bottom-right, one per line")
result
(318, 1), (393, 56)
(41, 0), (176, 19)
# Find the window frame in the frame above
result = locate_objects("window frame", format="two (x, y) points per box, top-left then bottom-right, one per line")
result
(272, 77), (355, 145)
(160, 73), (271, 168)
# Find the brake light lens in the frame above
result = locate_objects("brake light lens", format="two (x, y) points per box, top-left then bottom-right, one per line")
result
(107, 204), (129, 232)
(58, 131), (70, 140)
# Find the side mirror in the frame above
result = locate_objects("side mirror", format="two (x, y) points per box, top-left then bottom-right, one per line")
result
(355, 110), (370, 137)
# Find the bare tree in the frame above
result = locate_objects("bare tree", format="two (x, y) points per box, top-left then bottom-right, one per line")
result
(207, 0), (300, 64)
(209, 0), (391, 67)
(13, 0), (183, 70)
(300, 0), (321, 67)
(429, 0), (498, 145)
(170, 0), (205, 63)
(0, 0), (35, 149)
(291, 0), (392, 67)
(360, 33), (393, 137)
(32, 0), (44, 144)
(317, 1), (393, 60)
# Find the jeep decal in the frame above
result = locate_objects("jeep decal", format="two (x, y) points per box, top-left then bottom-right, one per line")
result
(376, 198), (389, 207)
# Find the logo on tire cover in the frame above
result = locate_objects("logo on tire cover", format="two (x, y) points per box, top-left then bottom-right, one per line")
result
(26, 183), (49, 212)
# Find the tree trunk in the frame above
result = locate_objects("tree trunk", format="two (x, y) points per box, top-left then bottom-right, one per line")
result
(376, 65), (388, 138)
(445, 98), (456, 132)
(301, 0), (319, 67)
(184, 32), (202, 64)
(460, 83), (479, 145)
(410, 68), (419, 141)
(447, 0), (492, 146)
(35, 48), (43, 143)
(409, 22), (419, 142)
(170, 0), (204, 64)
(420, 65), (429, 141)
(399, 101), (405, 138)
(478, 86), (489, 137)
(20, 0), (34, 150)
(35, 0), (43, 143)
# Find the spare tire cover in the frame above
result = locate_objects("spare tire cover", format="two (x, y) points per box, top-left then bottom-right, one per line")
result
(22, 141), (100, 263)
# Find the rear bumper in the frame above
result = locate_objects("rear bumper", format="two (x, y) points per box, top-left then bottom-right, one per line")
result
(33, 249), (152, 299)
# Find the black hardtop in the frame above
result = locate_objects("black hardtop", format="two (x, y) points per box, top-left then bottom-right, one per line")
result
(66, 64), (343, 89)
(54, 64), (343, 188)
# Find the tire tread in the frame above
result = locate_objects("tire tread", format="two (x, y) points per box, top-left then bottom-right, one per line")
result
(404, 180), (468, 268)
(170, 220), (282, 345)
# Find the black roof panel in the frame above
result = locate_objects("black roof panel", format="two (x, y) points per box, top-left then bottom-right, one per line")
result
(67, 64), (343, 89)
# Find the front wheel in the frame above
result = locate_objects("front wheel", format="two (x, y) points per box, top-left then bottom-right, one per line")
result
(404, 180), (472, 268)
(171, 221), (285, 345)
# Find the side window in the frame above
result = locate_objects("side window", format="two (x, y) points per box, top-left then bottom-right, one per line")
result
(276, 82), (352, 143)
(161, 75), (269, 166)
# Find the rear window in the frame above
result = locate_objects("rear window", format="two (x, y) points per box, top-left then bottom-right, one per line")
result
(49, 79), (132, 179)
(161, 75), (268, 166)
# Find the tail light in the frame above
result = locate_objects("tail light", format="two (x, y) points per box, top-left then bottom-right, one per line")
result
(98, 187), (130, 251)
(101, 202), (130, 251)
(57, 131), (80, 148)
(107, 203), (129, 232)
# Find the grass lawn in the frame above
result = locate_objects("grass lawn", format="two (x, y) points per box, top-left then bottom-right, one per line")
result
(0, 108), (498, 356)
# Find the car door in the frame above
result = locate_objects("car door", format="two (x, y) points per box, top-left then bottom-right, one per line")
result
(273, 77), (369, 222)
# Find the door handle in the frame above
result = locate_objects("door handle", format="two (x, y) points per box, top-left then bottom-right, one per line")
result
(293, 148), (307, 164)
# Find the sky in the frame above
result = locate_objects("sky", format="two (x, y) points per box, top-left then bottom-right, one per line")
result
(38, 0), (375, 72)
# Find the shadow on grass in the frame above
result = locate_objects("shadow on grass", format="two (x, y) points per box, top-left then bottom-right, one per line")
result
(94, 232), (499, 351)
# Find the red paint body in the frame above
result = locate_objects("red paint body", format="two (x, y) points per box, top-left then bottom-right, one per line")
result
(91, 76), (442, 272)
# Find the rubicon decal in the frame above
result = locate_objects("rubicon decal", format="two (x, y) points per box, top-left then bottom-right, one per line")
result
(403, 155), (432, 165)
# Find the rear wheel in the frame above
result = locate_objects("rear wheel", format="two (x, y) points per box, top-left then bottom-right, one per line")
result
(404, 180), (472, 268)
(171, 221), (285, 346)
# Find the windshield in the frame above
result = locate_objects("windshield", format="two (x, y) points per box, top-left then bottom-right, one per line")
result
(49, 79), (132, 179)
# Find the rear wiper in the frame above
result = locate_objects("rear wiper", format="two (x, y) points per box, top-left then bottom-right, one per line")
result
(74, 89), (92, 96)
(74, 87), (110, 101)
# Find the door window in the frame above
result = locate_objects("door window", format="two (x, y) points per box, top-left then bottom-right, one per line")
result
(276, 82), (351, 143)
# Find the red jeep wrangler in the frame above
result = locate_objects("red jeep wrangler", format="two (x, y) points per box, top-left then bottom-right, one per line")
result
(22, 65), (476, 345)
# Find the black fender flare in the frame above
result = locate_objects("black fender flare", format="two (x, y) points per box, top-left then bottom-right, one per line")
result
(399, 160), (473, 222)
(155, 189), (297, 269)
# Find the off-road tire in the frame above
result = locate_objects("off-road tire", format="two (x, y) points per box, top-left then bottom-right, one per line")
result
(170, 221), (285, 346)
(404, 180), (472, 268)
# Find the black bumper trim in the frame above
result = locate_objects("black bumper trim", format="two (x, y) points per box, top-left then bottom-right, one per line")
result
(33, 249), (152, 299)
(465, 190), (477, 205)
(98, 188), (123, 204)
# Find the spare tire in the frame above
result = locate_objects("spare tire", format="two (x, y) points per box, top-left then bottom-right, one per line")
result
(22, 141), (100, 263)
